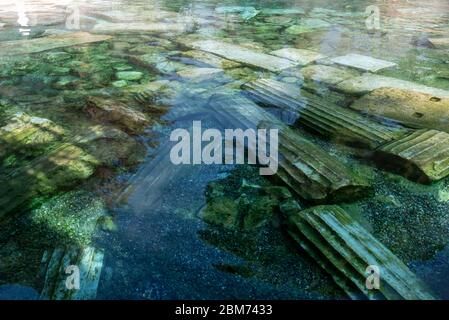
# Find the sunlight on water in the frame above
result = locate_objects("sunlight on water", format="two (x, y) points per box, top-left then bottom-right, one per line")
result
(0, 0), (449, 301)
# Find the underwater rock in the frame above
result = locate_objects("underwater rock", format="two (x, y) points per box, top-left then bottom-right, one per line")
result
(53, 76), (80, 90)
(243, 79), (408, 149)
(201, 197), (239, 229)
(215, 6), (260, 20)
(0, 143), (99, 220)
(285, 25), (314, 35)
(336, 74), (449, 98)
(190, 40), (298, 72)
(350, 88), (449, 132)
(0, 32), (111, 57)
(45, 51), (72, 63)
(202, 167), (289, 231)
(39, 246), (104, 300)
(0, 113), (65, 160)
(176, 67), (223, 83)
(0, 285), (40, 300)
(331, 53), (397, 73)
(85, 96), (149, 134)
(260, 121), (371, 202)
(291, 64), (358, 87)
(375, 129), (449, 183)
(428, 38), (449, 49)
(287, 205), (435, 300)
(240, 8), (260, 21)
(115, 71), (143, 81)
(97, 215), (118, 232)
(270, 48), (325, 66)
(181, 50), (241, 69)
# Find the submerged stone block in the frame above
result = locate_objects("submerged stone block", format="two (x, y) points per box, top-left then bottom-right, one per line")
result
(243, 79), (408, 149)
(190, 40), (298, 72)
(39, 247), (104, 300)
(182, 50), (241, 69)
(336, 74), (449, 98)
(0, 113), (64, 160)
(207, 93), (280, 130)
(0, 32), (111, 57)
(350, 87), (449, 133)
(291, 64), (358, 87)
(270, 48), (325, 66)
(86, 96), (149, 134)
(375, 129), (449, 183)
(331, 53), (397, 72)
(287, 205), (435, 300)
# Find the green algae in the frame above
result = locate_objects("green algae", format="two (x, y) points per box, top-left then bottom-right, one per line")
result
(0, 190), (107, 287)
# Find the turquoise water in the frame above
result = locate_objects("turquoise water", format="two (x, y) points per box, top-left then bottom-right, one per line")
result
(0, 0), (449, 300)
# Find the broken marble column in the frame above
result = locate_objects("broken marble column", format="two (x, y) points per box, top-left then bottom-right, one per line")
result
(92, 22), (188, 34)
(284, 64), (359, 88)
(330, 53), (397, 72)
(190, 40), (298, 72)
(336, 74), (449, 98)
(260, 121), (371, 202)
(287, 205), (435, 300)
(243, 79), (408, 149)
(374, 129), (449, 183)
(39, 247), (104, 300)
(349, 88), (449, 133)
(0, 32), (111, 57)
(207, 94), (371, 202)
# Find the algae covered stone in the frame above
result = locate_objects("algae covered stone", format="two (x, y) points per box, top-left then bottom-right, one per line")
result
(201, 196), (239, 229)
(270, 48), (325, 66)
(116, 71), (143, 81)
(176, 67), (223, 82)
(350, 87), (449, 132)
(86, 96), (149, 134)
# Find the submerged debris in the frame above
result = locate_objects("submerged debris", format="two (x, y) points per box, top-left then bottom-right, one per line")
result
(190, 40), (298, 72)
(39, 246), (104, 300)
(243, 78), (407, 149)
(375, 130), (449, 183)
(86, 96), (150, 134)
(261, 121), (371, 202)
(287, 205), (435, 300)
